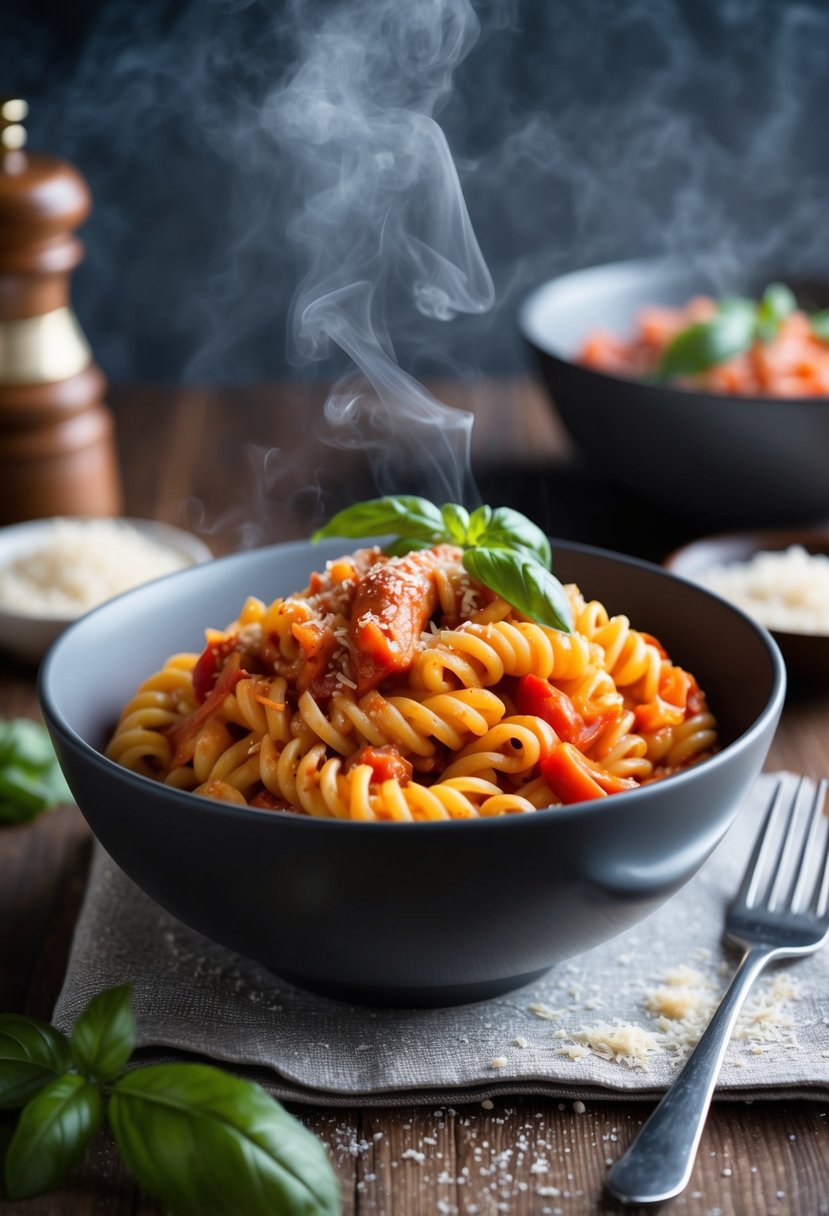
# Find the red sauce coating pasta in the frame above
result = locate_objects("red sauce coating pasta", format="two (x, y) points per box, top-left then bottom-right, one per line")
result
(106, 544), (718, 820)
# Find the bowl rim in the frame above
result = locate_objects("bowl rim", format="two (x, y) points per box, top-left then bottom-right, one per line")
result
(518, 255), (829, 410)
(664, 526), (829, 645)
(39, 535), (787, 835)
(0, 516), (213, 627)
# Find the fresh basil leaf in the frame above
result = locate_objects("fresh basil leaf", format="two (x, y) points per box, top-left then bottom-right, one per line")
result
(811, 309), (829, 342)
(0, 721), (54, 770)
(479, 506), (552, 569)
(756, 282), (796, 344)
(716, 294), (755, 316)
(381, 537), (435, 558)
(440, 502), (470, 544)
(657, 300), (756, 380)
(0, 720), (72, 824)
(0, 767), (55, 816)
(0, 798), (44, 827)
(312, 496), (444, 543)
(0, 1116), (13, 1179)
(4, 1074), (102, 1199)
(0, 1016), (72, 1109)
(70, 984), (134, 1083)
(109, 1064), (340, 1216)
(463, 549), (572, 632)
(466, 504), (492, 544)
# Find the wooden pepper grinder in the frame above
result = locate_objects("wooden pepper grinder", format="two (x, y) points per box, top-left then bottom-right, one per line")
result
(0, 98), (122, 524)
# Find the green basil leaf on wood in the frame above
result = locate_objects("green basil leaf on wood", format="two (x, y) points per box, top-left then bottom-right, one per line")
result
(109, 1063), (340, 1216)
(0, 720), (72, 825)
(70, 983), (134, 1083)
(463, 549), (572, 633)
(0, 1016), (72, 1110)
(4, 1074), (103, 1200)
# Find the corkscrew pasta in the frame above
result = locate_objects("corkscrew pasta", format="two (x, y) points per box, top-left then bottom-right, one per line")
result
(106, 544), (717, 821)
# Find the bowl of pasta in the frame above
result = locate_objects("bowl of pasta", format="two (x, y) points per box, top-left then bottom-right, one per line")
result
(519, 257), (829, 528)
(39, 501), (785, 1006)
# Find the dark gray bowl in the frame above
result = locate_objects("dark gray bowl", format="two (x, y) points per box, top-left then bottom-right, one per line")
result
(519, 257), (829, 527)
(39, 539), (785, 1007)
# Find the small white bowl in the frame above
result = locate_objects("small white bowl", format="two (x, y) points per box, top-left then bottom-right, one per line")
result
(664, 527), (829, 688)
(0, 517), (213, 665)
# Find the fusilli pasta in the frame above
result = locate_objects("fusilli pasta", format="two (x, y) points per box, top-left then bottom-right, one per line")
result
(107, 544), (717, 820)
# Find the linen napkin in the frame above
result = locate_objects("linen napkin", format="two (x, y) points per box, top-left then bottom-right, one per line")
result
(52, 773), (829, 1105)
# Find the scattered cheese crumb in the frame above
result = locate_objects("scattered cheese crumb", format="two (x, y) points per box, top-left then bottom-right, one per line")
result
(566, 1023), (659, 1070)
(572, 1100), (586, 1114)
(513, 1037), (528, 1049)
(528, 1002), (562, 1021)
(490, 1056), (508, 1070)
(480, 1099), (494, 1110)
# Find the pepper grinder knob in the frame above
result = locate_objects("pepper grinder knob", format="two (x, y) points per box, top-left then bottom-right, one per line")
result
(0, 101), (122, 524)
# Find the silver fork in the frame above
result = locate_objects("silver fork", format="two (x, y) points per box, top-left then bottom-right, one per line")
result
(607, 774), (829, 1206)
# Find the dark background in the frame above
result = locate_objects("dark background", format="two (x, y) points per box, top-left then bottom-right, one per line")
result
(5, 0), (829, 385)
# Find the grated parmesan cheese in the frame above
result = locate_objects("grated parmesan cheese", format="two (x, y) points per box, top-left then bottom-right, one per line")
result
(644, 965), (715, 1025)
(0, 519), (194, 617)
(528, 1002), (562, 1022)
(696, 545), (829, 635)
(565, 1023), (659, 1070)
(551, 960), (801, 1073)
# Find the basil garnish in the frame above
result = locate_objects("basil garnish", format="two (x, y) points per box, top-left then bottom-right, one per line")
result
(754, 282), (796, 343)
(314, 495), (569, 632)
(0, 990), (341, 1213)
(313, 495), (444, 543)
(810, 309), (829, 343)
(657, 283), (797, 380)
(463, 547), (572, 632)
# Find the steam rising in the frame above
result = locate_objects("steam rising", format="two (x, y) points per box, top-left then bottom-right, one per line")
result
(263, 0), (494, 504)
(11, 0), (829, 542)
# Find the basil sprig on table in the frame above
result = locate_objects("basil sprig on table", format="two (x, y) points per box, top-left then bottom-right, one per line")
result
(0, 719), (72, 825)
(657, 282), (796, 380)
(313, 496), (573, 633)
(0, 985), (340, 1214)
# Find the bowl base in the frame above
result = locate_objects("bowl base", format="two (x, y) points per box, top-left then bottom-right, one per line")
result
(269, 965), (554, 1008)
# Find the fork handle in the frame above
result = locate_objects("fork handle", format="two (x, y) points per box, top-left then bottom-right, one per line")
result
(607, 946), (772, 1205)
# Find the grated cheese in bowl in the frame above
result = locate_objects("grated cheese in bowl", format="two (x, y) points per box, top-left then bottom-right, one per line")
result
(696, 545), (829, 637)
(0, 517), (211, 662)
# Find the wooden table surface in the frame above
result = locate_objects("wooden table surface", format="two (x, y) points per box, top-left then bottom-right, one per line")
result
(2, 378), (829, 1215)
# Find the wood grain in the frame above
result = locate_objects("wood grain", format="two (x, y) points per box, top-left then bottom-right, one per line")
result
(2, 378), (829, 1215)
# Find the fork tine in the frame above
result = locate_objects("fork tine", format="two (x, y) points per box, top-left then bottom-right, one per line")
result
(788, 778), (829, 912)
(805, 779), (829, 918)
(765, 776), (805, 910)
(735, 775), (787, 908)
